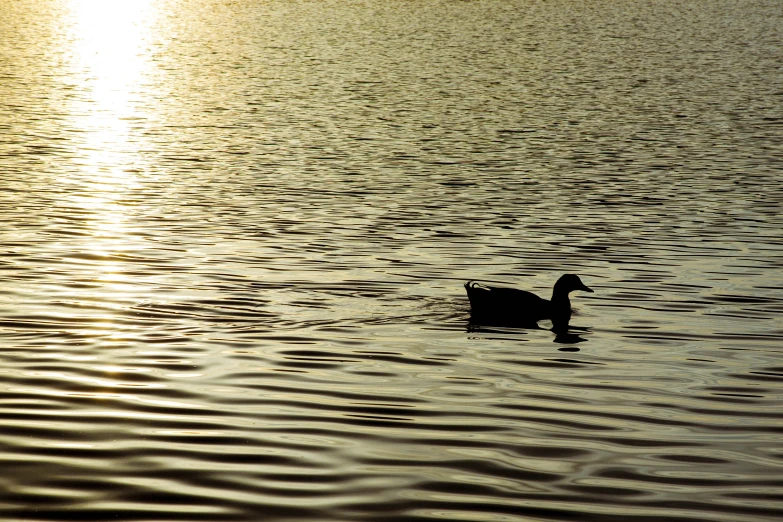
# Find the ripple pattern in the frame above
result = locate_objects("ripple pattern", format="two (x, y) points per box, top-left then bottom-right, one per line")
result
(1, 0), (782, 521)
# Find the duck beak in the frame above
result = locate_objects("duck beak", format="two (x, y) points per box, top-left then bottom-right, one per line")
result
(580, 283), (594, 293)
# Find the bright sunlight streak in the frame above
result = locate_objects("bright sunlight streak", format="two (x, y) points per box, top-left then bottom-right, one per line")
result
(69, 0), (156, 119)
(64, 0), (157, 203)
(62, 0), (160, 320)
(66, 0), (158, 186)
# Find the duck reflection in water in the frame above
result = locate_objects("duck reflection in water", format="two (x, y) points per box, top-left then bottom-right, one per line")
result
(465, 274), (593, 344)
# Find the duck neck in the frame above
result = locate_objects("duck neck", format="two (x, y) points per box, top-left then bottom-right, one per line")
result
(550, 289), (571, 310)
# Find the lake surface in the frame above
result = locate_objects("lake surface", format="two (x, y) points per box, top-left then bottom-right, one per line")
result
(1, 0), (782, 520)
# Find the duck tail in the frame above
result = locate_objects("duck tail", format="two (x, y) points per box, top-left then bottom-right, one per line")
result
(464, 281), (475, 308)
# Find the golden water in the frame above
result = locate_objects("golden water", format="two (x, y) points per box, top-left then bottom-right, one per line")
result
(1, 0), (782, 520)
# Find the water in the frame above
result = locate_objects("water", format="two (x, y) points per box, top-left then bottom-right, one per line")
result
(1, 0), (782, 520)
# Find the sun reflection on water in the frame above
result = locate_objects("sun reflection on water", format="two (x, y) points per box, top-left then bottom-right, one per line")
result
(64, 0), (159, 211)
(60, 0), (161, 337)
(68, 0), (156, 118)
(67, 0), (157, 174)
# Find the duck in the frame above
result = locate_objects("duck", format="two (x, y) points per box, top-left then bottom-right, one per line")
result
(465, 274), (593, 327)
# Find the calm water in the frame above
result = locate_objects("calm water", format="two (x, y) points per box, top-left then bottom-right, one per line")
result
(1, 0), (782, 520)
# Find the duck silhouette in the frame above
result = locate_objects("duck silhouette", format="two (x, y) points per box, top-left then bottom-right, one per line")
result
(465, 274), (593, 328)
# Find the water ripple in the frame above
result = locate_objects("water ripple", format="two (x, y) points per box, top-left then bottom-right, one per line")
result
(1, 0), (782, 520)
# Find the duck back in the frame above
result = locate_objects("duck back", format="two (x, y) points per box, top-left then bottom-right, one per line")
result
(465, 282), (552, 323)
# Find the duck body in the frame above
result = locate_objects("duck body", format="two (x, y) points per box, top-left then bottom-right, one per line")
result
(465, 274), (592, 327)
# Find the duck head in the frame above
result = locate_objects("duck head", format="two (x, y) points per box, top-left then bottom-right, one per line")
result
(552, 274), (593, 299)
